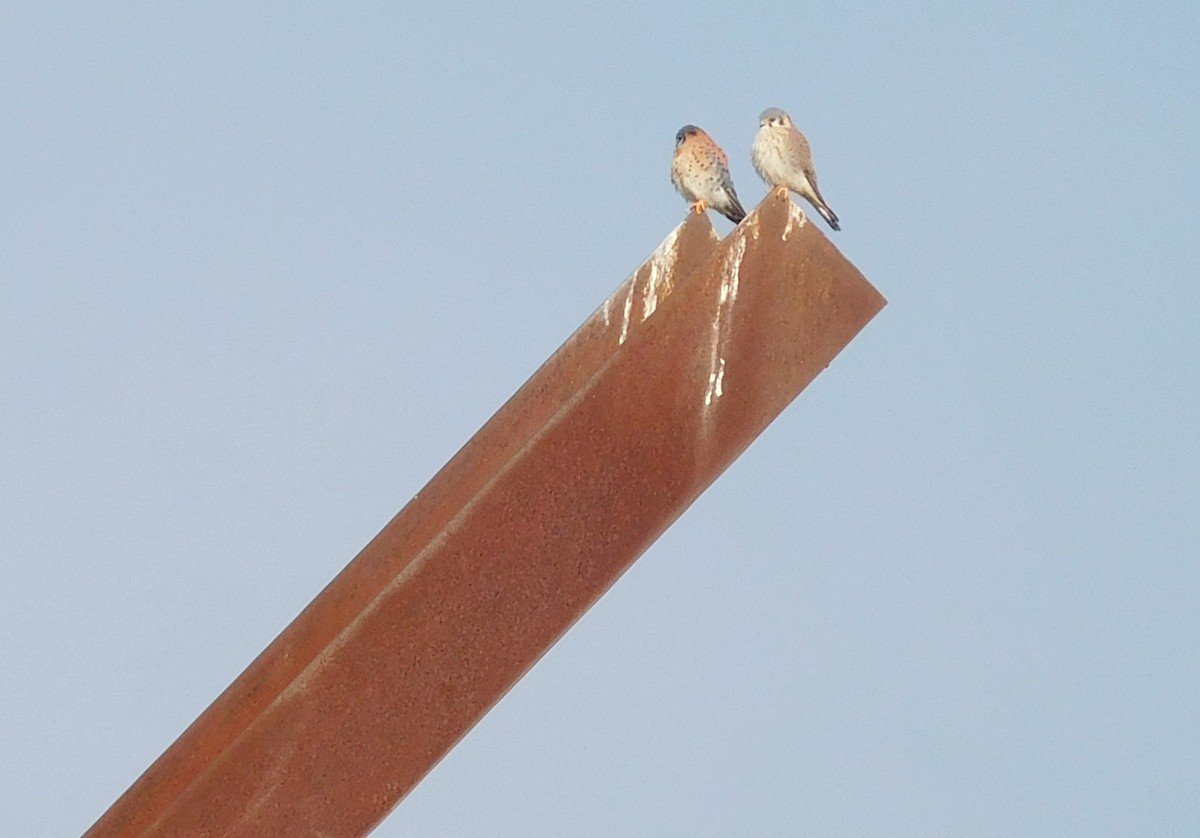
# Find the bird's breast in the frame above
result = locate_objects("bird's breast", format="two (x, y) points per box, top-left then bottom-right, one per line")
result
(752, 131), (788, 182)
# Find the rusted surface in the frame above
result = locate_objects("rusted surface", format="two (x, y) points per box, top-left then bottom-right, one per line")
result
(87, 193), (884, 838)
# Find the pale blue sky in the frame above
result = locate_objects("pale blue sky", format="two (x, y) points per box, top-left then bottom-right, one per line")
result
(2, 2), (1198, 835)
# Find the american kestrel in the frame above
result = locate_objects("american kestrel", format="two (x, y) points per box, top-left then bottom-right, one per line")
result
(751, 108), (841, 231)
(671, 125), (746, 224)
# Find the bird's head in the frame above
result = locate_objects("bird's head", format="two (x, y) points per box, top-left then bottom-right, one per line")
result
(675, 125), (702, 146)
(759, 108), (792, 129)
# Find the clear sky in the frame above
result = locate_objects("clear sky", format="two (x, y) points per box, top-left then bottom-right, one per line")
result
(3, 2), (1198, 835)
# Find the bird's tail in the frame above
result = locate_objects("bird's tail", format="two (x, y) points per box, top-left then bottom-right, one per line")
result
(723, 190), (747, 224)
(817, 203), (840, 231)
(809, 184), (840, 231)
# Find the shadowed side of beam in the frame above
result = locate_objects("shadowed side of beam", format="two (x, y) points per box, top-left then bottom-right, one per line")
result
(88, 194), (883, 837)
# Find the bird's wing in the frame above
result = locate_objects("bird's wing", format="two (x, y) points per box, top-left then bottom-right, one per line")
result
(787, 128), (817, 180)
(719, 164), (739, 198)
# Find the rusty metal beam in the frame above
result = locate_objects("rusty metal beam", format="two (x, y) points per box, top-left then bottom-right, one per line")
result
(87, 193), (884, 837)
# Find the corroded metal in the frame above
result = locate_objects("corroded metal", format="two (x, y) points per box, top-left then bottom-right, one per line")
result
(87, 193), (884, 837)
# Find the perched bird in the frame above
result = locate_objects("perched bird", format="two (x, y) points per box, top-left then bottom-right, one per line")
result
(751, 107), (840, 231)
(671, 125), (746, 224)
